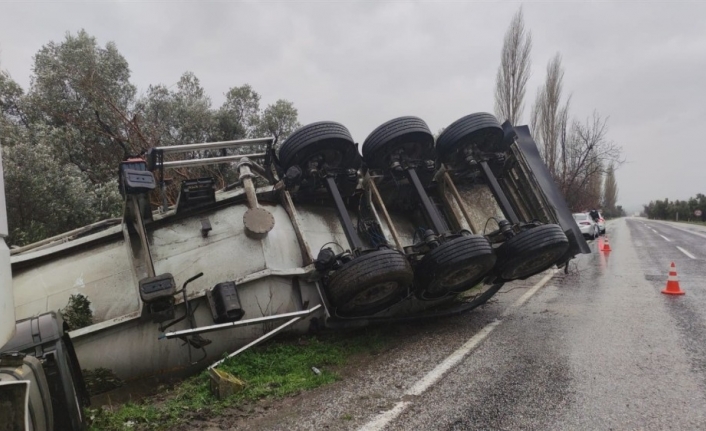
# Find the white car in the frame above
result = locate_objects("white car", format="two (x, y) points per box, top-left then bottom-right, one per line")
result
(573, 213), (600, 239)
(596, 216), (606, 234)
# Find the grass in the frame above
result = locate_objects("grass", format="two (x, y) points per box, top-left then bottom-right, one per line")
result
(87, 329), (389, 431)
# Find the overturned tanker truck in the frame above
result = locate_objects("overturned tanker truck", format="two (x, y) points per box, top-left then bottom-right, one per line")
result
(4, 112), (589, 386)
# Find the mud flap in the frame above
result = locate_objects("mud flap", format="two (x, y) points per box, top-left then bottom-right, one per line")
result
(513, 126), (591, 263)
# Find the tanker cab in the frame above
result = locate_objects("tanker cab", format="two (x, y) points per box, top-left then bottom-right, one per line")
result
(1, 151), (89, 430)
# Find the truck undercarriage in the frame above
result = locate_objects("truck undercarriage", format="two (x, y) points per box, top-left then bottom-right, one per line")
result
(2, 112), (589, 429)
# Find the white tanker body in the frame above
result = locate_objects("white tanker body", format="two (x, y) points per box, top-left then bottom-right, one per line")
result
(5, 112), (589, 391)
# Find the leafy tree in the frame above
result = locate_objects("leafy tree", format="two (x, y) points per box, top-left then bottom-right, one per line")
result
(27, 30), (142, 183)
(1, 33), (128, 246)
(61, 293), (93, 331)
(135, 84), (172, 146)
(214, 84), (261, 141)
(136, 72), (213, 147)
(170, 72), (213, 145)
(1, 126), (121, 245)
(0, 70), (26, 126)
(1, 30), (302, 246)
(257, 99), (301, 149)
(644, 194), (706, 221)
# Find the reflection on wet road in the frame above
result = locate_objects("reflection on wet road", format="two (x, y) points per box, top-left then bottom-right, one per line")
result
(377, 218), (706, 430)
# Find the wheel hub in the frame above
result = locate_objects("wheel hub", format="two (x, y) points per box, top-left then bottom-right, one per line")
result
(420, 262), (488, 300)
(504, 248), (561, 280)
(437, 263), (485, 291)
(345, 281), (400, 308)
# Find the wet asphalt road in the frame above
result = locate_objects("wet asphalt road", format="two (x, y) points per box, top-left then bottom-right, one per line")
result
(380, 218), (706, 430)
(233, 218), (706, 431)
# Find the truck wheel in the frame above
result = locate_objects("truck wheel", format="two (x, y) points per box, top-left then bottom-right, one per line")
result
(436, 113), (506, 165)
(279, 121), (360, 171)
(416, 235), (496, 300)
(327, 249), (413, 316)
(497, 224), (569, 281)
(362, 116), (434, 169)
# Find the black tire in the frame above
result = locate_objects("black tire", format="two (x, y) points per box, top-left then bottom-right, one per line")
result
(496, 224), (569, 281)
(327, 249), (413, 316)
(436, 113), (506, 164)
(362, 116), (434, 169)
(415, 235), (496, 300)
(279, 121), (359, 171)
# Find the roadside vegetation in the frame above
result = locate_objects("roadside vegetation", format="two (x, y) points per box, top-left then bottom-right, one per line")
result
(494, 8), (624, 215)
(86, 330), (389, 431)
(642, 194), (706, 223)
(0, 30), (301, 247)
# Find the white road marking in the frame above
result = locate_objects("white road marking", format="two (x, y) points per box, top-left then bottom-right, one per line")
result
(676, 246), (696, 259)
(655, 222), (706, 240)
(406, 320), (502, 397)
(357, 270), (557, 431)
(660, 235), (671, 242)
(358, 402), (412, 431)
(681, 229), (706, 240)
(503, 270), (557, 316)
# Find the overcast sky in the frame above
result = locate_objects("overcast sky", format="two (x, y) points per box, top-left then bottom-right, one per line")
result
(1, 1), (704, 212)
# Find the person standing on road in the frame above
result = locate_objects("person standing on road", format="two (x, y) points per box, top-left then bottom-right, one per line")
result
(589, 209), (600, 222)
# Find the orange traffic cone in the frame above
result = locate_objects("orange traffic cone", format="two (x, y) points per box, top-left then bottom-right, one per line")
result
(601, 236), (612, 252)
(661, 262), (685, 295)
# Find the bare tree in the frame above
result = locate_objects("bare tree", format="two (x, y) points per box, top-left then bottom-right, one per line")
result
(557, 95), (571, 183)
(494, 7), (532, 125)
(603, 163), (618, 210)
(531, 53), (565, 178)
(584, 156), (603, 210)
(559, 112), (623, 210)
